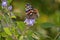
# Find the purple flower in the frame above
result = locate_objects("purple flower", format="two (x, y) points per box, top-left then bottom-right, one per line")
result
(24, 18), (35, 26)
(8, 6), (12, 11)
(2, 1), (7, 7)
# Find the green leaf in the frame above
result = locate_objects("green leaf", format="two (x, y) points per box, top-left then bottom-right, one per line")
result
(53, 11), (60, 26)
(17, 21), (25, 31)
(32, 33), (39, 40)
(7, 0), (12, 5)
(3, 27), (12, 36)
(40, 22), (55, 28)
(19, 35), (24, 40)
(0, 15), (2, 20)
(0, 6), (2, 10)
(6, 36), (13, 40)
(57, 36), (60, 40)
(1, 32), (7, 37)
(27, 36), (34, 40)
(26, 30), (33, 36)
(22, 36), (34, 40)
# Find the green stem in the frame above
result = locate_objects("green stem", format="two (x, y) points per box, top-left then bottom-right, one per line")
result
(54, 32), (60, 40)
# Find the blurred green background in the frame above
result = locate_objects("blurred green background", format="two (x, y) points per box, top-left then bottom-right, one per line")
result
(0, 0), (60, 40)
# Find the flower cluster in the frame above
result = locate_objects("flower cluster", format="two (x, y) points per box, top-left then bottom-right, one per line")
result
(2, 0), (7, 8)
(24, 18), (35, 26)
(8, 6), (12, 11)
